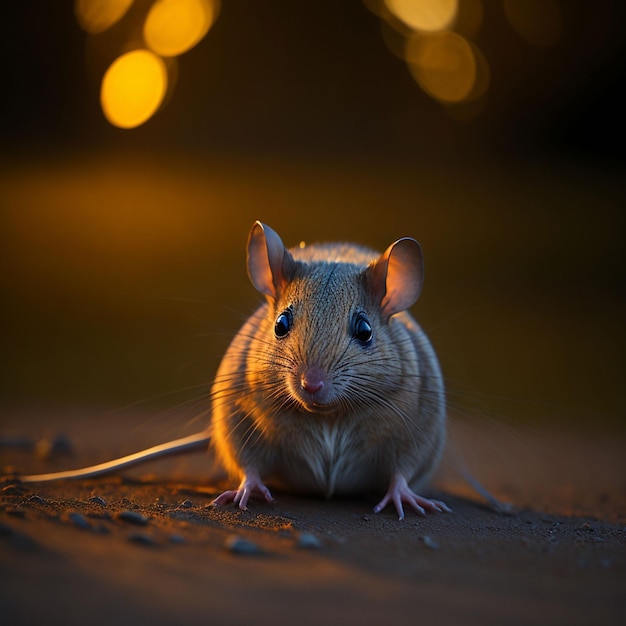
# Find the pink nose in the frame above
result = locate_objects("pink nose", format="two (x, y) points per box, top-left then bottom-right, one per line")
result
(301, 368), (325, 396)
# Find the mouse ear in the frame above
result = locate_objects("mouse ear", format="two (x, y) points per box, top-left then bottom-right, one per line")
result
(368, 237), (424, 321)
(247, 221), (296, 298)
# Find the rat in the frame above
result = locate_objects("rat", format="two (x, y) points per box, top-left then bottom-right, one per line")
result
(14, 221), (451, 520)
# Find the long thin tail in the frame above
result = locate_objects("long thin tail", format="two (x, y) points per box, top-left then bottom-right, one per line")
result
(18, 431), (211, 483)
(459, 468), (514, 514)
(443, 420), (514, 513)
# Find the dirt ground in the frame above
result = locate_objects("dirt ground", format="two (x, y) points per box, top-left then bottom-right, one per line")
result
(1, 412), (624, 626)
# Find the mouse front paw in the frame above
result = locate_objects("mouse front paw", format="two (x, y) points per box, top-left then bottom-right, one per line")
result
(373, 472), (452, 521)
(211, 469), (273, 511)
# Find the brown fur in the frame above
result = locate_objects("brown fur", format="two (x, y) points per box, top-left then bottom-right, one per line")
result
(211, 225), (446, 500)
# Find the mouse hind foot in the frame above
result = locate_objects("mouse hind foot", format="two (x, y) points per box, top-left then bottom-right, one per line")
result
(211, 469), (274, 511)
(373, 472), (452, 521)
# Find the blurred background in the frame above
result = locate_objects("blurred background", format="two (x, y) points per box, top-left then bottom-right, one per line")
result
(1, 1), (624, 447)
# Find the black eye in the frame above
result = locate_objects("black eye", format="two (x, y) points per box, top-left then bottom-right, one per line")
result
(274, 309), (292, 338)
(353, 313), (373, 345)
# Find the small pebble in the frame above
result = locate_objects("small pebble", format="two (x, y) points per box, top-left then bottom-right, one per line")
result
(67, 512), (91, 530)
(225, 535), (263, 555)
(128, 532), (157, 546)
(35, 435), (73, 460)
(179, 499), (193, 509)
(50, 435), (74, 455)
(89, 496), (107, 507)
(296, 532), (322, 550)
(117, 510), (149, 525)
(419, 535), (439, 550)
(26, 494), (46, 505)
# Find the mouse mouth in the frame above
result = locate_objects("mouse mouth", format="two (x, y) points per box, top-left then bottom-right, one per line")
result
(297, 397), (338, 414)
(288, 367), (339, 414)
(293, 386), (336, 413)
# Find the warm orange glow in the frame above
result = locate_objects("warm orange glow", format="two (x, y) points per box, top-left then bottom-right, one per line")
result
(75, 0), (134, 34)
(100, 50), (168, 128)
(385, 0), (458, 33)
(143, 0), (218, 57)
(405, 32), (476, 103)
(503, 0), (563, 47)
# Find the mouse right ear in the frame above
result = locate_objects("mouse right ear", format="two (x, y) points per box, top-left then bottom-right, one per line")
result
(368, 237), (424, 321)
(247, 221), (296, 298)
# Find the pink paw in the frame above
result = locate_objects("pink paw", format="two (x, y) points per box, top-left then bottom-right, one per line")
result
(211, 470), (273, 511)
(373, 473), (452, 521)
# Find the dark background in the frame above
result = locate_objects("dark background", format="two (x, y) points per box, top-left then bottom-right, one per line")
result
(3, 1), (626, 159)
(1, 1), (624, 435)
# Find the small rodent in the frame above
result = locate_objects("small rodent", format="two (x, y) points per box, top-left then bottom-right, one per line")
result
(16, 221), (450, 520)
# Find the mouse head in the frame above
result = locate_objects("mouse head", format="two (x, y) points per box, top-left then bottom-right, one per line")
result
(246, 221), (424, 412)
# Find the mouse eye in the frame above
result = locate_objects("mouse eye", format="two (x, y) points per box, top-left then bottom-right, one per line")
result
(353, 312), (373, 346)
(274, 309), (293, 338)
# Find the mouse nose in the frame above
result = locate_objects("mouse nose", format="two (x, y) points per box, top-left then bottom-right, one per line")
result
(300, 368), (325, 396)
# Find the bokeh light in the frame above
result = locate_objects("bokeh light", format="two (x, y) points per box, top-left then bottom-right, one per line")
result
(368, 0), (489, 112)
(75, 0), (134, 34)
(81, 0), (219, 127)
(100, 49), (168, 128)
(503, 0), (563, 47)
(144, 0), (218, 57)
(405, 31), (476, 103)
(384, 0), (458, 33)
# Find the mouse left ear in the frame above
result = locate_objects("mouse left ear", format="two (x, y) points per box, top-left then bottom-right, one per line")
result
(367, 237), (424, 321)
(247, 221), (296, 299)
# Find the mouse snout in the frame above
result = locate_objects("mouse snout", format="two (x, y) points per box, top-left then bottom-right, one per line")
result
(300, 367), (325, 396)
(289, 364), (336, 410)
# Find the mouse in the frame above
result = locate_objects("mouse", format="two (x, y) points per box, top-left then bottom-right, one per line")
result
(13, 220), (450, 521)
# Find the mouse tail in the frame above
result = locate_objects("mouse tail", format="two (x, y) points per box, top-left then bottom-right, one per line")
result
(442, 420), (515, 514)
(17, 431), (211, 483)
(458, 468), (515, 514)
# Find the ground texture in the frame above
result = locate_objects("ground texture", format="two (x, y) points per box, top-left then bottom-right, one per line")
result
(1, 415), (624, 625)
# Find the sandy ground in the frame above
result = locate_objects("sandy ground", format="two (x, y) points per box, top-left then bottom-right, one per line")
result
(1, 412), (624, 626)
